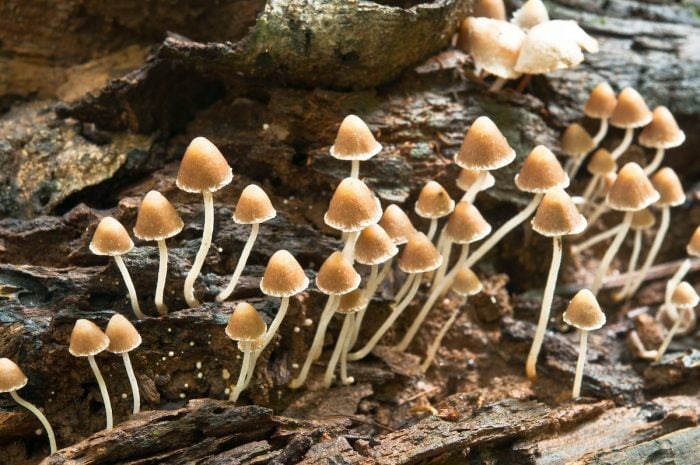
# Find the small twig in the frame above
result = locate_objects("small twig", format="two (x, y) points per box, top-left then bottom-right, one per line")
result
(399, 386), (440, 405)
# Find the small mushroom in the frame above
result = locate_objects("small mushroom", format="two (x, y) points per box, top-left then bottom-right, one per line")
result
(329, 115), (382, 179)
(562, 289), (606, 398)
(177, 136), (233, 308)
(584, 82), (617, 147)
(655, 282), (699, 360)
(580, 149), (616, 206)
(613, 208), (656, 301)
(69, 319), (113, 429)
(378, 204), (416, 246)
(105, 314), (142, 414)
(608, 88), (652, 160)
(324, 289), (368, 387)
(663, 226), (700, 312)
(639, 106), (686, 174)
(511, 0), (549, 30)
(226, 303), (267, 402)
(560, 123), (595, 179)
(415, 181), (455, 240)
(0, 358), (57, 454)
(466, 17), (526, 92)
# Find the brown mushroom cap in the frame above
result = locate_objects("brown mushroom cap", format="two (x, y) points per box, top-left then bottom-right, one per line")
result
(260, 250), (309, 297)
(609, 88), (652, 129)
(354, 225), (398, 266)
(687, 226), (700, 257)
(586, 149), (617, 176)
(511, 0), (549, 30)
(0, 358), (28, 392)
(638, 106), (686, 149)
(562, 289), (606, 331)
(473, 0), (506, 20)
(467, 17), (526, 79)
(456, 169), (495, 192)
(324, 178), (382, 232)
(514, 145), (570, 193)
(90, 217), (134, 256)
(631, 208), (656, 231)
(378, 205), (415, 245)
(531, 187), (587, 237)
(133, 191), (184, 241)
(445, 201), (492, 244)
(233, 184), (276, 224)
(455, 116), (516, 170)
(584, 82), (617, 119)
(452, 267), (483, 297)
(560, 124), (595, 158)
(651, 168), (685, 207)
(329, 115), (382, 161)
(316, 251), (361, 296)
(337, 289), (368, 314)
(225, 303), (267, 342)
(606, 162), (660, 212)
(69, 319), (110, 357)
(398, 232), (442, 273)
(415, 181), (455, 219)
(671, 282), (700, 309)
(105, 314), (142, 354)
(176, 137), (233, 193)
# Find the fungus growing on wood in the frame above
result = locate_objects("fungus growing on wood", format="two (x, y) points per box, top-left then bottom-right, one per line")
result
(0, 358), (57, 454)
(177, 136), (233, 308)
(638, 106), (686, 174)
(133, 190), (184, 315)
(378, 204), (415, 246)
(415, 180), (455, 240)
(217, 185), (277, 302)
(511, 0), (549, 31)
(613, 208), (655, 300)
(608, 88), (652, 160)
(226, 303), (267, 402)
(466, 17), (526, 91)
(560, 123), (595, 179)
(584, 82), (617, 146)
(105, 314), (142, 414)
(329, 115), (382, 179)
(655, 282), (699, 360)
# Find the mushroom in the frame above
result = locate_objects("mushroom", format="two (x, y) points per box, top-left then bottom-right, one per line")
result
(0, 358), (57, 454)
(415, 180), (455, 240)
(560, 123), (595, 179)
(329, 115), (382, 179)
(176, 136), (233, 308)
(466, 17), (526, 91)
(378, 204), (416, 246)
(216, 185), (277, 302)
(226, 302), (267, 402)
(613, 208), (655, 301)
(580, 148), (616, 206)
(456, 169), (495, 199)
(526, 187), (587, 380)
(664, 226), (700, 308)
(639, 106), (686, 174)
(584, 82), (617, 147)
(90, 217), (144, 319)
(511, 0), (549, 30)
(562, 289), (606, 398)
(473, 0), (506, 20)
(133, 191), (184, 315)
(655, 282), (699, 360)
(69, 319), (113, 429)
(105, 314), (142, 414)
(325, 289), (368, 386)
(608, 88), (652, 160)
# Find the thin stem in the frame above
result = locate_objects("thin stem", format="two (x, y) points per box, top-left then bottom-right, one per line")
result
(323, 313), (353, 387)
(432, 238), (452, 288)
(591, 212), (633, 296)
(461, 171), (487, 203)
(644, 148), (665, 175)
(568, 156), (587, 180)
(571, 224), (623, 255)
(340, 313), (355, 385)
(122, 352), (140, 415)
(184, 191), (214, 308)
(515, 74), (531, 93)
(586, 200), (610, 226)
(610, 127), (634, 160)
(592, 118), (609, 147)
(426, 218), (438, 241)
(261, 297), (289, 350)
(626, 207), (670, 297)
(88, 355), (113, 430)
(243, 349), (258, 390)
(394, 268), (417, 304)
(113, 255), (145, 319)
(216, 223), (260, 302)
(489, 77), (508, 92)
(231, 341), (251, 402)
(581, 175), (600, 205)
(10, 390), (57, 454)
(343, 230), (360, 260)
(351, 159), (360, 179)
(421, 308), (459, 372)
(666, 259), (691, 304)
(155, 239), (169, 315)
(350, 264), (379, 348)
(572, 329), (588, 399)
(614, 229), (642, 300)
(627, 330), (658, 360)
(526, 236), (563, 381)
(655, 306), (687, 361)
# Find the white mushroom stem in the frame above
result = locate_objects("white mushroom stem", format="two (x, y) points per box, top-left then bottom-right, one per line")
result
(421, 308), (459, 372)
(571, 224), (623, 255)
(261, 297), (290, 351)
(625, 206), (670, 298)
(87, 355), (113, 430)
(393, 267), (418, 303)
(184, 191), (214, 308)
(666, 259), (692, 304)
(426, 218), (438, 241)
(572, 329), (589, 399)
(343, 231), (360, 260)
(489, 77), (508, 92)
(323, 313), (353, 387)
(465, 193), (544, 269)
(461, 171), (488, 203)
(580, 175), (601, 206)
(644, 148), (665, 175)
(431, 237), (452, 288)
(348, 273), (422, 361)
(395, 244), (469, 352)
(9, 390), (57, 454)
(568, 156), (588, 180)
(655, 306), (689, 361)
(525, 236), (562, 381)
(216, 223), (260, 302)
(627, 330), (658, 360)
(586, 200), (610, 226)
(339, 313), (356, 385)
(113, 255), (145, 319)
(351, 159), (360, 179)
(592, 118), (609, 147)
(350, 260), (393, 348)
(231, 341), (252, 402)
(121, 352), (140, 415)
(610, 127), (634, 160)
(155, 239), (170, 315)
(591, 212), (633, 296)
(613, 229), (643, 301)
(242, 349), (259, 390)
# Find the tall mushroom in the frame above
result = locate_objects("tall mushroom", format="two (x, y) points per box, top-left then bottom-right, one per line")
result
(584, 82), (617, 147)
(226, 303), (267, 402)
(608, 88), (652, 160)
(133, 191), (184, 315)
(217, 185), (277, 302)
(176, 136), (233, 308)
(329, 115), (382, 179)
(560, 123), (595, 179)
(105, 314), (142, 415)
(638, 106), (686, 174)
(415, 180), (455, 240)
(526, 188), (587, 380)
(656, 282), (699, 360)
(614, 208), (655, 300)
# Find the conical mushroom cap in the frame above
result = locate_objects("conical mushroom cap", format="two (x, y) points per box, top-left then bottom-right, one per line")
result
(354, 225), (398, 265)
(69, 319), (109, 357)
(511, 0), (549, 30)
(631, 208), (656, 231)
(324, 178), (382, 232)
(225, 303), (267, 342)
(561, 123), (595, 158)
(90, 217), (134, 256)
(176, 137), (233, 193)
(610, 88), (652, 129)
(337, 289), (368, 314)
(455, 116), (516, 170)
(584, 82), (617, 119)
(586, 149), (616, 176)
(456, 169), (495, 192)
(105, 314), (142, 354)
(473, 0), (506, 20)
(316, 251), (361, 295)
(0, 358), (28, 392)
(260, 250), (309, 297)
(531, 188), (587, 237)
(687, 226), (700, 257)
(378, 205), (415, 245)
(452, 267), (483, 297)
(133, 191), (184, 241)
(445, 202), (492, 244)
(233, 184), (276, 224)
(606, 162), (660, 211)
(329, 115), (382, 161)
(652, 168), (685, 207)
(638, 106), (686, 149)
(671, 282), (699, 309)
(415, 181), (455, 219)
(514, 145), (569, 193)
(514, 21), (586, 74)
(467, 17), (526, 79)
(562, 289), (606, 331)
(399, 232), (442, 273)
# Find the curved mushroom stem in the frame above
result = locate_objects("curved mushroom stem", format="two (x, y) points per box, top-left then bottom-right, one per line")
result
(155, 239), (170, 315)
(613, 229), (643, 301)
(113, 255), (145, 319)
(655, 306), (688, 361)
(393, 267), (418, 304)
(644, 148), (665, 175)
(426, 218), (438, 241)
(261, 296), (290, 351)
(571, 224), (623, 255)
(526, 236), (562, 381)
(350, 259), (393, 348)
(465, 193), (544, 269)
(242, 349), (259, 390)
(572, 329), (589, 399)
(592, 118), (609, 147)
(216, 223), (260, 302)
(323, 313), (353, 387)
(10, 390), (57, 454)
(339, 313), (356, 385)
(87, 355), (113, 430)
(231, 341), (252, 402)
(568, 156), (588, 180)
(122, 352), (140, 415)
(461, 171), (488, 203)
(488, 77), (508, 92)
(586, 200), (610, 226)
(184, 191), (214, 308)
(627, 330), (658, 360)
(610, 127), (634, 160)
(432, 238), (452, 289)
(580, 175), (601, 206)
(590, 212), (633, 296)
(624, 206), (670, 298)
(343, 231), (360, 260)
(421, 307), (460, 372)
(666, 259), (692, 304)
(351, 159), (360, 179)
